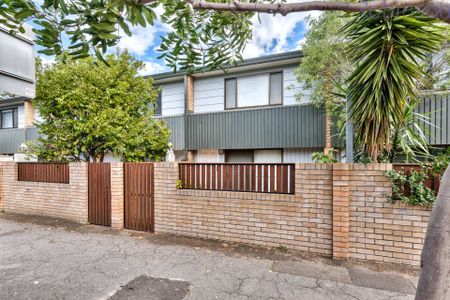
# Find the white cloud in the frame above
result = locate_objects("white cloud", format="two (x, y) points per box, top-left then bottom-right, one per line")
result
(242, 4), (322, 58)
(138, 60), (169, 76)
(117, 25), (160, 57)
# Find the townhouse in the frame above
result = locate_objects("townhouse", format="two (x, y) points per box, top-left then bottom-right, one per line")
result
(153, 51), (333, 163)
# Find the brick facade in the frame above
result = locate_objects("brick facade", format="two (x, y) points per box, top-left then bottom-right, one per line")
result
(186, 75), (194, 113)
(23, 100), (35, 128)
(0, 162), (88, 223)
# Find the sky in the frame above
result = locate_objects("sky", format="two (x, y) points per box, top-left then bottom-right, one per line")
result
(118, 10), (321, 76)
(36, 5), (321, 76)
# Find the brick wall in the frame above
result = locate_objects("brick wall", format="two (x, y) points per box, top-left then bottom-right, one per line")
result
(154, 163), (333, 255)
(0, 162), (88, 223)
(0, 161), (432, 266)
(154, 162), (431, 266)
(347, 164), (430, 266)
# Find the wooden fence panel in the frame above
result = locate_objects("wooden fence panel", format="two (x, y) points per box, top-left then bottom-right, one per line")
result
(18, 163), (69, 183)
(393, 163), (441, 195)
(179, 163), (295, 194)
(88, 163), (111, 226)
(124, 163), (154, 232)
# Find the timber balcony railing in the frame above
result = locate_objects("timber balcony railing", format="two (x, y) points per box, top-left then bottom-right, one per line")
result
(179, 163), (295, 194)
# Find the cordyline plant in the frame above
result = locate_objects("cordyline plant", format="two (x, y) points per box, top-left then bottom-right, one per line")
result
(342, 9), (446, 162)
(29, 51), (170, 162)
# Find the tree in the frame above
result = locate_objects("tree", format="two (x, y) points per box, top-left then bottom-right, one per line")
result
(31, 51), (170, 162)
(1, 1), (449, 73)
(295, 12), (351, 156)
(342, 9), (445, 161)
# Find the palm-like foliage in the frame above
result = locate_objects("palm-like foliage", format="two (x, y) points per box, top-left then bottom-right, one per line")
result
(343, 9), (445, 161)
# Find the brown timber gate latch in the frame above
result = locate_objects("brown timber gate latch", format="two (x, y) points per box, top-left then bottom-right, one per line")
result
(124, 163), (154, 232)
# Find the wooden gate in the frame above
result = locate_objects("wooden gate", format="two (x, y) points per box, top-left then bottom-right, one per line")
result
(124, 163), (154, 232)
(88, 163), (111, 226)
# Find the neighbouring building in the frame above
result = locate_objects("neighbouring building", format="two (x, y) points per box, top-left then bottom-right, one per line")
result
(0, 24), (37, 161)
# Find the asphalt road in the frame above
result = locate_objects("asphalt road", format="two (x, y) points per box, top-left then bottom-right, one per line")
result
(0, 214), (418, 300)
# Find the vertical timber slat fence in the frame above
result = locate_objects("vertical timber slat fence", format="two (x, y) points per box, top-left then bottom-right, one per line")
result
(179, 163), (295, 194)
(18, 163), (69, 183)
(393, 163), (441, 195)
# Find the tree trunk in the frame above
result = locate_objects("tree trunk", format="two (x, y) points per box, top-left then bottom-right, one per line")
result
(415, 165), (450, 299)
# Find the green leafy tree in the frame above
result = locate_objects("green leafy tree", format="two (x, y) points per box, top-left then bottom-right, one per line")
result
(295, 12), (351, 155)
(31, 51), (170, 162)
(343, 9), (445, 161)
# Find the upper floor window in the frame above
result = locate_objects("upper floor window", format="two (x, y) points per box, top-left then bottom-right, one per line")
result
(154, 89), (162, 116)
(225, 72), (283, 109)
(0, 108), (17, 129)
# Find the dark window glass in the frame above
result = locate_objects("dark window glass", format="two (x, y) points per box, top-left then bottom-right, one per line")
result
(225, 78), (237, 109)
(155, 89), (162, 116)
(225, 150), (254, 162)
(1, 109), (14, 128)
(269, 72), (282, 105)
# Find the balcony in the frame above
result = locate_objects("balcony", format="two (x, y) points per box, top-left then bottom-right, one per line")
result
(0, 127), (38, 154)
(160, 104), (327, 151)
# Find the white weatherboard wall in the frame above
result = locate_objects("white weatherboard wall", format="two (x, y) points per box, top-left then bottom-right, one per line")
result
(17, 104), (25, 128)
(283, 148), (320, 163)
(193, 77), (224, 113)
(283, 66), (312, 105)
(161, 81), (185, 116)
(193, 66), (311, 113)
(194, 149), (225, 163)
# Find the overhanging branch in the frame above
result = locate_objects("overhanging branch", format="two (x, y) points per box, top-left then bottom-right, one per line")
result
(178, 0), (450, 23)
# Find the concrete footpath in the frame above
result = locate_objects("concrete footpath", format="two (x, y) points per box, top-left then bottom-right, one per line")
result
(0, 213), (419, 300)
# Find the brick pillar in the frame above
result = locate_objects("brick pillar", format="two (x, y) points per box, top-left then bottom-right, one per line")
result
(332, 163), (350, 259)
(186, 75), (194, 113)
(110, 162), (124, 230)
(0, 162), (3, 211)
(68, 162), (89, 223)
(24, 100), (35, 127)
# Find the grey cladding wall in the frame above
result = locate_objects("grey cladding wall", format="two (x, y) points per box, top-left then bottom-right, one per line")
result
(414, 93), (450, 146)
(158, 116), (185, 150)
(185, 105), (325, 150)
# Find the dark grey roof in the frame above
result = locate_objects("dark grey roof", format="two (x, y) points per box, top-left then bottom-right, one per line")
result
(150, 50), (303, 81)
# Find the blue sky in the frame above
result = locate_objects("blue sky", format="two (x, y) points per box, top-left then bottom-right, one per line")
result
(37, 8), (320, 76)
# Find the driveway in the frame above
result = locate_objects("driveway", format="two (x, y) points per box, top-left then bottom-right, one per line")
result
(0, 213), (418, 300)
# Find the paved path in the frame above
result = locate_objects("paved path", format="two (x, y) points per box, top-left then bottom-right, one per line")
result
(0, 214), (418, 300)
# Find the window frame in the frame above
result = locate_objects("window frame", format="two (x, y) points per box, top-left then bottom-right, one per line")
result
(224, 71), (284, 110)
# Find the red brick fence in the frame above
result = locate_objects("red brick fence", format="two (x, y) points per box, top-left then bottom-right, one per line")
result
(0, 162), (431, 266)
